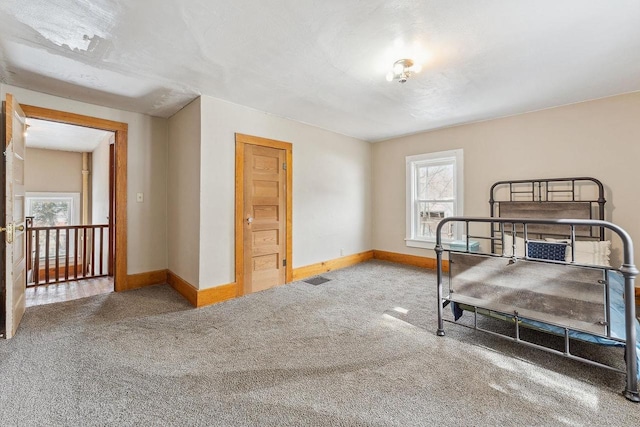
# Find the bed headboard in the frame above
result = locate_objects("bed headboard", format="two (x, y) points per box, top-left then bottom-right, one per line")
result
(489, 177), (606, 250)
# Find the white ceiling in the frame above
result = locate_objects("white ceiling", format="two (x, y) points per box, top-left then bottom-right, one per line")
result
(1, 1), (639, 142)
(26, 118), (113, 152)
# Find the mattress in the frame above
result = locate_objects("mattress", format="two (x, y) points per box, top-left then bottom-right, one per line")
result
(451, 269), (640, 380)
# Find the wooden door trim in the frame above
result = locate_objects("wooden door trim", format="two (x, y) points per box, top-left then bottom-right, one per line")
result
(108, 143), (115, 276)
(20, 104), (128, 292)
(21, 105), (128, 132)
(235, 133), (292, 296)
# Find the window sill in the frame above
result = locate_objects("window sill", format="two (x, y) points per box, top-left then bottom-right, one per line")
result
(405, 237), (475, 251)
(405, 238), (451, 250)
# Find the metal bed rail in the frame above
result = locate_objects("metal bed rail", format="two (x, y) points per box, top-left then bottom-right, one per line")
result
(434, 217), (639, 403)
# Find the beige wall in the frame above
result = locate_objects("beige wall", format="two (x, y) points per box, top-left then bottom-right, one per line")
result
(167, 98), (201, 286)
(1, 84), (169, 274)
(91, 133), (112, 225)
(25, 148), (82, 194)
(372, 92), (640, 269)
(91, 133), (111, 271)
(197, 95), (372, 290)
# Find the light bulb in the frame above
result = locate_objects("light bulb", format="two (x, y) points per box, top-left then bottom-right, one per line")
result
(393, 62), (405, 74)
(386, 71), (395, 82)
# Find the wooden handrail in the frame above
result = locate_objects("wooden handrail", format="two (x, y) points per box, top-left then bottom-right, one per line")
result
(28, 224), (109, 231)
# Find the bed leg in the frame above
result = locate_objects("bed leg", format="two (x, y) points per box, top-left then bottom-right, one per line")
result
(436, 242), (445, 337)
(623, 390), (640, 403)
(620, 261), (639, 403)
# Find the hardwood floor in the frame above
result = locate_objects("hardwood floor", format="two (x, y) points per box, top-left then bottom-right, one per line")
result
(26, 277), (114, 307)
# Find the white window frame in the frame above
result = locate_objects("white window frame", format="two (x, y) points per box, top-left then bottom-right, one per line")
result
(26, 192), (81, 226)
(405, 149), (464, 249)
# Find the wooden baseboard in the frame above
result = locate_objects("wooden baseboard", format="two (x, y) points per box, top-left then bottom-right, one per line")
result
(291, 249), (447, 282)
(167, 270), (238, 308)
(198, 283), (238, 307)
(124, 269), (168, 291)
(292, 250), (374, 281)
(372, 250), (449, 272)
(167, 271), (198, 306)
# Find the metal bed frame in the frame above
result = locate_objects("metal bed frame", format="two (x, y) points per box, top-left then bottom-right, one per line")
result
(489, 177), (606, 252)
(435, 217), (639, 402)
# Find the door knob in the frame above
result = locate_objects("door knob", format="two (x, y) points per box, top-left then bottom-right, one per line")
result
(2, 223), (13, 243)
(246, 216), (254, 224)
(16, 225), (24, 232)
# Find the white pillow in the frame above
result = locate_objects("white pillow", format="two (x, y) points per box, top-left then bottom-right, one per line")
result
(501, 235), (526, 257)
(545, 238), (611, 267)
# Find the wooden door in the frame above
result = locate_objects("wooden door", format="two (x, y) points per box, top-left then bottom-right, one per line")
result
(243, 144), (286, 293)
(2, 94), (27, 339)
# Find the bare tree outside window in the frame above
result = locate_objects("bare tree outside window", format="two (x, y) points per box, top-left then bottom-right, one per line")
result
(30, 200), (70, 227)
(416, 163), (455, 238)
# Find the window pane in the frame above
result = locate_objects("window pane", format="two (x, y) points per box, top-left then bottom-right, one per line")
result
(28, 199), (72, 227)
(417, 201), (454, 239)
(417, 166), (428, 199)
(417, 164), (454, 200)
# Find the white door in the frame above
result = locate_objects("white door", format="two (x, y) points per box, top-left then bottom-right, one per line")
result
(2, 93), (27, 338)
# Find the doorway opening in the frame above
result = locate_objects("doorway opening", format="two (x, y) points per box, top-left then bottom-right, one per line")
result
(22, 105), (128, 291)
(23, 118), (115, 306)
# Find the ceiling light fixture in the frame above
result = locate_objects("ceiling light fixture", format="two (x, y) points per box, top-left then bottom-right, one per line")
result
(386, 58), (422, 83)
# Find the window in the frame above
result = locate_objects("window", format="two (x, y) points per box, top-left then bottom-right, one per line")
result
(406, 149), (463, 248)
(26, 192), (80, 258)
(26, 192), (80, 227)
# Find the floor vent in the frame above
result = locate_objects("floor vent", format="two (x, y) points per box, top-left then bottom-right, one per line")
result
(304, 276), (331, 286)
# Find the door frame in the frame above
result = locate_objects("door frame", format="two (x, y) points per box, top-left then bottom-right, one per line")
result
(235, 133), (292, 296)
(20, 104), (128, 291)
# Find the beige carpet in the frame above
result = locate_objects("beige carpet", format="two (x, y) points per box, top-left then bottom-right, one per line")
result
(0, 260), (638, 426)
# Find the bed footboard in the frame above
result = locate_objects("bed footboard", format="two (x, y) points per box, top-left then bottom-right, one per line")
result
(434, 217), (639, 402)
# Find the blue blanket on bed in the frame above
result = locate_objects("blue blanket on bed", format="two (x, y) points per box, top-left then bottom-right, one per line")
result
(452, 271), (640, 379)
